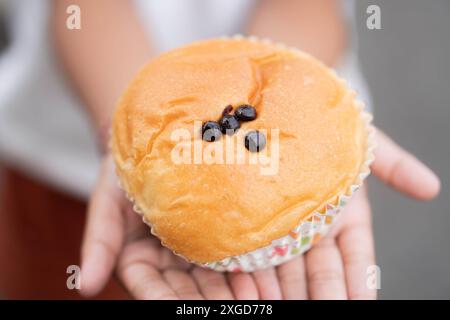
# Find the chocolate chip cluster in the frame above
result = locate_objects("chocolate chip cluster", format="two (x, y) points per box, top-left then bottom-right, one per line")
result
(201, 105), (266, 152)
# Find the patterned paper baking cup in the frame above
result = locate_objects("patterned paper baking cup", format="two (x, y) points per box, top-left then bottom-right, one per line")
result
(113, 35), (376, 273)
(204, 112), (374, 272)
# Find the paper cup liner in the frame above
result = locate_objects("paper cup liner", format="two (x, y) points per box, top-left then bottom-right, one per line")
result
(114, 35), (376, 273)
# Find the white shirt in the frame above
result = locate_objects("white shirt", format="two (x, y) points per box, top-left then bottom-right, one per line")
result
(0, 0), (370, 199)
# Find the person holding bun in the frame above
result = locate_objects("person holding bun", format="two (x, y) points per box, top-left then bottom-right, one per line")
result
(0, 0), (440, 299)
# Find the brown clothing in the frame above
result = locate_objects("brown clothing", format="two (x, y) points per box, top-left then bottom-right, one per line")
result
(0, 166), (127, 299)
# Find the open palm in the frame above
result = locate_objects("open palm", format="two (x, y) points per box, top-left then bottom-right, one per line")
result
(80, 129), (439, 299)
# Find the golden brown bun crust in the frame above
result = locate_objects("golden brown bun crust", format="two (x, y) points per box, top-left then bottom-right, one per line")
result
(112, 38), (367, 263)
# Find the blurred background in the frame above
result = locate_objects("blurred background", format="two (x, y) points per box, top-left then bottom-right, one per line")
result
(356, 0), (450, 299)
(0, 0), (448, 299)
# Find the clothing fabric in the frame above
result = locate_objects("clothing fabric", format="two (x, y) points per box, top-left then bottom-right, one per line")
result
(0, 165), (128, 299)
(0, 0), (370, 199)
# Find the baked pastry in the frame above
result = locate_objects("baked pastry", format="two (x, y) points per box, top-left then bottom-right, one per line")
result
(112, 37), (374, 272)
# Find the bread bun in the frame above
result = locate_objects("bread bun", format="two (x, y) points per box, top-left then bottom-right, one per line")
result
(112, 38), (368, 264)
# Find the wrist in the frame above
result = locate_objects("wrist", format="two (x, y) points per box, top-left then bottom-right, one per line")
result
(95, 117), (112, 155)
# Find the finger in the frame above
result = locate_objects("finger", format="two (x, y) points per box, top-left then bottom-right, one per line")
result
(117, 239), (178, 300)
(253, 267), (282, 300)
(305, 237), (347, 300)
(227, 272), (259, 300)
(191, 268), (234, 300)
(80, 155), (124, 297)
(163, 269), (204, 300)
(373, 130), (440, 200)
(338, 191), (377, 299)
(276, 256), (308, 299)
(159, 247), (194, 271)
(120, 263), (177, 300)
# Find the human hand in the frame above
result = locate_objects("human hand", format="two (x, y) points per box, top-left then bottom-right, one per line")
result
(264, 129), (440, 299)
(80, 129), (440, 299)
(80, 155), (286, 299)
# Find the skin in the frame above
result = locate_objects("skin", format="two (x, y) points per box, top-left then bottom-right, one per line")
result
(52, 0), (441, 299)
(80, 130), (440, 300)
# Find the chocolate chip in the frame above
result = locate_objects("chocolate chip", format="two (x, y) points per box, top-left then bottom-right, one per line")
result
(235, 105), (257, 121)
(222, 105), (233, 116)
(245, 130), (266, 152)
(219, 115), (240, 135)
(202, 121), (222, 142)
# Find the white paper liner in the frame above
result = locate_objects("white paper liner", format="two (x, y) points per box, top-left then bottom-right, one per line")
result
(114, 35), (376, 273)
